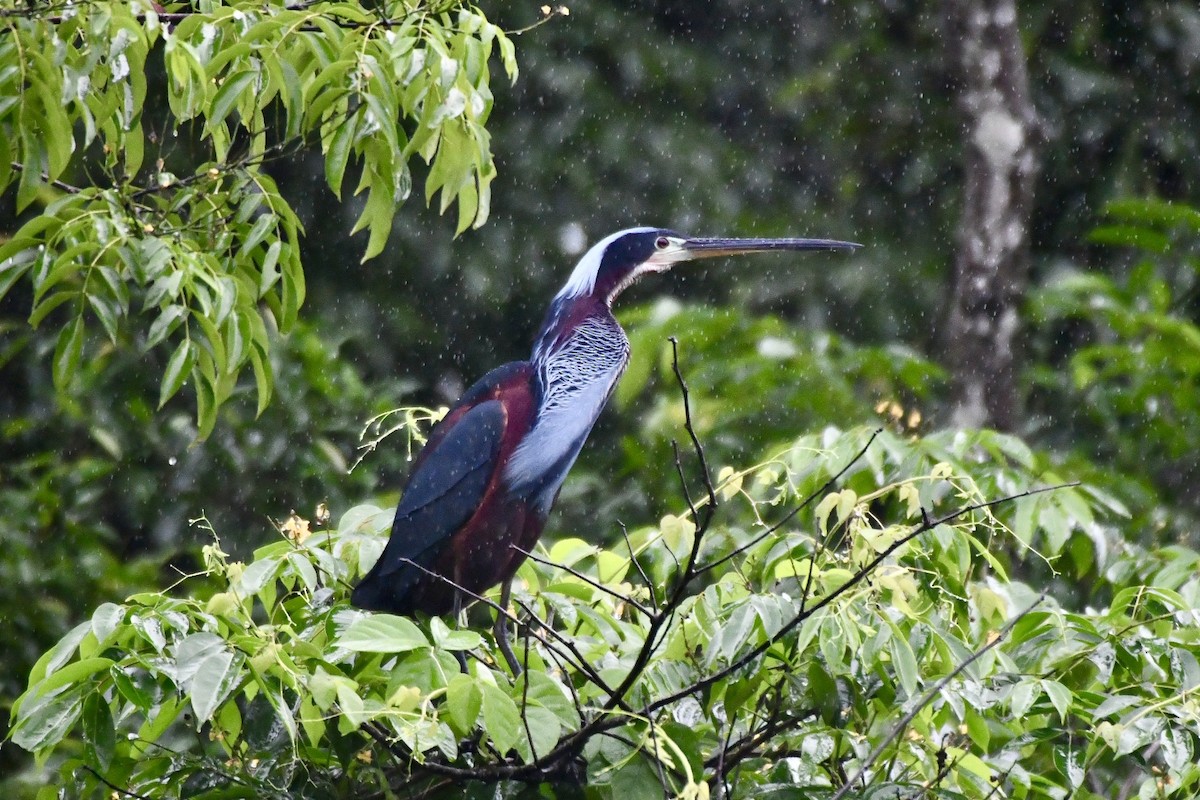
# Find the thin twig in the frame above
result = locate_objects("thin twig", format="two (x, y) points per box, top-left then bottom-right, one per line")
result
(712, 708), (738, 800)
(619, 519), (658, 610)
(511, 544), (652, 617)
(705, 709), (818, 769)
(982, 766), (1014, 799)
(798, 509), (855, 616)
(668, 336), (718, 510)
(9, 160), (84, 194)
(129, 134), (307, 200)
(668, 438), (710, 605)
(600, 346), (717, 711)
(520, 632), (539, 762)
(644, 703), (671, 800)
(671, 438), (700, 528)
(507, 5), (570, 35)
(80, 767), (156, 800)
(495, 578), (521, 676)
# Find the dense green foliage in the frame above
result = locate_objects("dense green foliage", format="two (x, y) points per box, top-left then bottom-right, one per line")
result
(4, 0), (1200, 797)
(18, 426), (1200, 799)
(1029, 198), (1200, 540)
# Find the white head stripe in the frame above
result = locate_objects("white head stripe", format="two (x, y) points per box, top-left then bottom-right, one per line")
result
(556, 227), (659, 300)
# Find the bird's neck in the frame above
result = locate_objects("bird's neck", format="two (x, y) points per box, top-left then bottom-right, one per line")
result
(532, 293), (616, 366)
(504, 293), (630, 502)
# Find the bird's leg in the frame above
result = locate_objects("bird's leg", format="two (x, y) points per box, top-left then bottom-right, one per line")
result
(495, 577), (522, 676)
(452, 591), (469, 674)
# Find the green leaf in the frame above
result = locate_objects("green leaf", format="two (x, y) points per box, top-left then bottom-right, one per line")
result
(1041, 679), (1072, 722)
(90, 603), (126, 644)
(159, 338), (195, 408)
(249, 343), (272, 417)
(82, 692), (116, 770)
(207, 69), (258, 133)
(52, 315), (85, 392)
(0, 249), (35, 302)
(28, 290), (78, 328)
(146, 305), (187, 348)
(444, 673), (482, 735)
(518, 671), (579, 729)
(279, 246), (305, 331)
(336, 614), (429, 653)
(429, 617), (482, 651)
(23, 658), (115, 709)
(22, 621), (90, 695)
(885, 620), (919, 697)
(355, 180), (396, 263)
(10, 686), (85, 752)
(111, 666), (151, 709)
(258, 240), (282, 296)
(513, 704), (559, 763)
(238, 556), (281, 595)
(238, 213), (277, 259)
(138, 694), (185, 745)
(324, 113), (357, 198)
(87, 293), (121, 342)
(480, 682), (520, 755)
(194, 362), (218, 440)
(189, 648), (242, 726)
(1103, 197), (1200, 230)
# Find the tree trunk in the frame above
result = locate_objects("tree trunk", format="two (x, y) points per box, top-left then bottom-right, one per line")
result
(943, 0), (1040, 430)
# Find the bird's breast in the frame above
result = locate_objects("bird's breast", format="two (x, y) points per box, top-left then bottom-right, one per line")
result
(503, 317), (629, 508)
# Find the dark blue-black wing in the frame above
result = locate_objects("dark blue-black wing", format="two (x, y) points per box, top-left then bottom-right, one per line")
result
(351, 399), (507, 612)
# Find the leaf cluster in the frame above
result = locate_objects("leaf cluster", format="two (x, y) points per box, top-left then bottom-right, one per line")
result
(0, 0), (515, 436)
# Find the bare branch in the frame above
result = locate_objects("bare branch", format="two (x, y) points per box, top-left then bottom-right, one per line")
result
(596, 345), (719, 715)
(671, 438), (700, 528)
(668, 336), (718, 510)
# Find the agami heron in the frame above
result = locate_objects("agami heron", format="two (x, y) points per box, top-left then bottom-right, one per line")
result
(352, 227), (858, 619)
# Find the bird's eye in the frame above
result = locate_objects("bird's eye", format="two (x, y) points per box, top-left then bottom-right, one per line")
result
(655, 236), (670, 250)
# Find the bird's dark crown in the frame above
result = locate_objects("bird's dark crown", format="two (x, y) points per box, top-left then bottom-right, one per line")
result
(556, 227), (682, 303)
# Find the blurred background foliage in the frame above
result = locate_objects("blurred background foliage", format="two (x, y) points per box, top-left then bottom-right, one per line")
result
(2, 0), (1200, 786)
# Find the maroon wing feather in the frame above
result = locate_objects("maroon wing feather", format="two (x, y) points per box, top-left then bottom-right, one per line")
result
(352, 361), (538, 614)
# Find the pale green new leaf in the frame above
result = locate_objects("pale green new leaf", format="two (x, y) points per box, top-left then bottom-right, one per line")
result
(337, 614), (429, 653)
(189, 648), (243, 726)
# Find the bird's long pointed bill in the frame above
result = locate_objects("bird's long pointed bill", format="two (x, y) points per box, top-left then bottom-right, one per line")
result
(681, 237), (861, 259)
